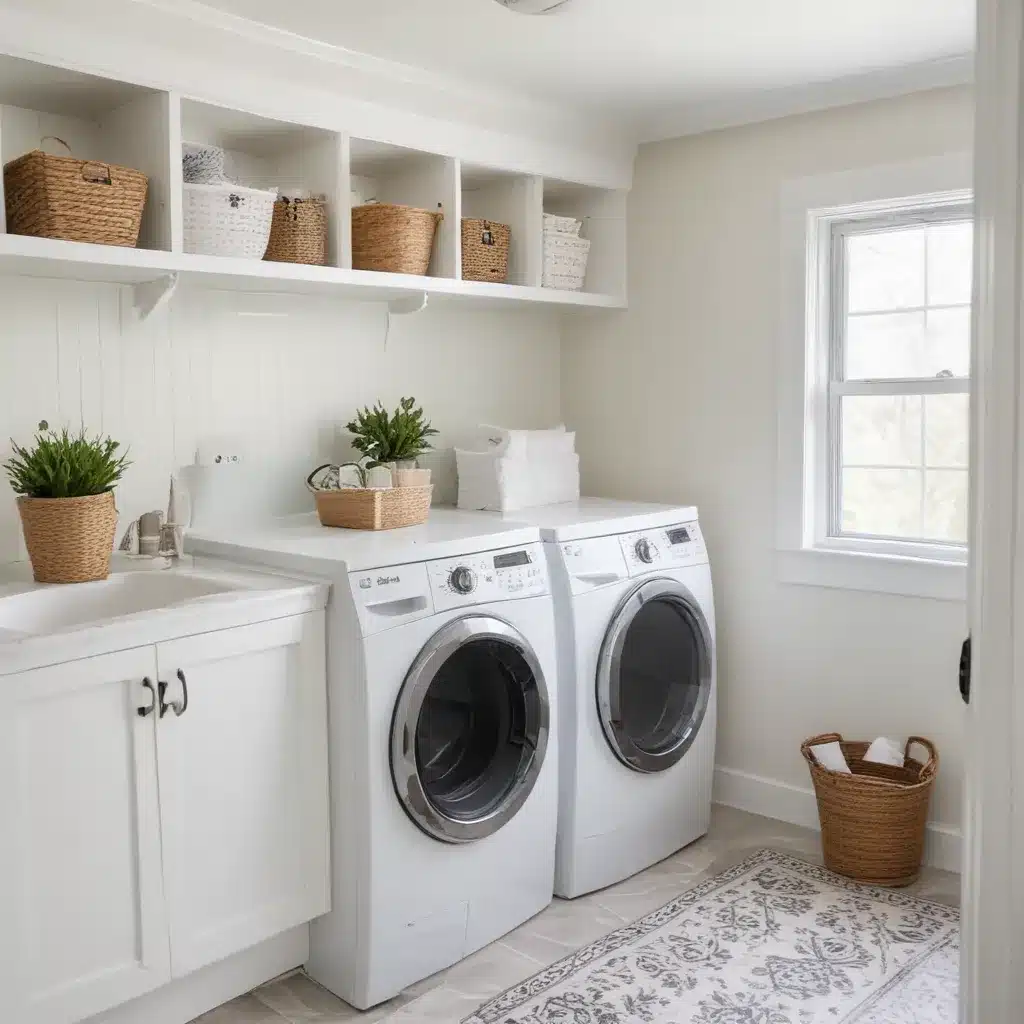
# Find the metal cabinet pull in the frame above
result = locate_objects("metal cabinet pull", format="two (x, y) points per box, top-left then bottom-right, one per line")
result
(158, 670), (189, 718)
(137, 677), (157, 717)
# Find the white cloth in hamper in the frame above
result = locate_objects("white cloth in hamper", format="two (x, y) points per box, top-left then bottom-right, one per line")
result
(477, 424), (576, 460)
(864, 737), (906, 767)
(455, 449), (580, 511)
(811, 741), (853, 774)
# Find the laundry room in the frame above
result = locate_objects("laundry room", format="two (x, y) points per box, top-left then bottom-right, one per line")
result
(0, 1), (997, 1023)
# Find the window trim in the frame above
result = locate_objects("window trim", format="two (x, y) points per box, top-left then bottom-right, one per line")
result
(777, 153), (972, 602)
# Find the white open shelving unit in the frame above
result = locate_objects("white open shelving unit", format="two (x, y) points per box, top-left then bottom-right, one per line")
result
(0, 54), (628, 316)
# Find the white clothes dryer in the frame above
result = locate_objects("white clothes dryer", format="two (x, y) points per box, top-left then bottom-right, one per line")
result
(187, 510), (559, 1008)
(491, 498), (717, 898)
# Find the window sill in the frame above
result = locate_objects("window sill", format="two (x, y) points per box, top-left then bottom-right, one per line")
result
(776, 546), (967, 602)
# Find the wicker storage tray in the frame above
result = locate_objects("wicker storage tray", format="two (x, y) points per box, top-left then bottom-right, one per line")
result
(352, 203), (442, 275)
(4, 143), (148, 247)
(17, 491), (118, 584)
(462, 218), (510, 283)
(265, 195), (329, 266)
(313, 485), (432, 531)
(802, 733), (938, 887)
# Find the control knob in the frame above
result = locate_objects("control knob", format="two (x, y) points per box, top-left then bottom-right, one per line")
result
(449, 566), (477, 594)
(634, 538), (657, 564)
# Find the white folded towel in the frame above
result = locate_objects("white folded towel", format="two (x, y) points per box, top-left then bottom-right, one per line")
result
(811, 741), (852, 774)
(478, 424), (575, 460)
(864, 737), (906, 767)
(455, 449), (580, 512)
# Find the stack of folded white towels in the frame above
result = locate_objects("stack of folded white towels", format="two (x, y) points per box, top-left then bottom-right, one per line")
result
(456, 425), (580, 511)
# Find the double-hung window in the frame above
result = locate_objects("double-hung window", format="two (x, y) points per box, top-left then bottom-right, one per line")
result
(777, 155), (973, 601)
(828, 205), (972, 555)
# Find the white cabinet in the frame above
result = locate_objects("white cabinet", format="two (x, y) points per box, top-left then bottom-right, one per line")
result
(155, 615), (330, 977)
(0, 648), (171, 1024)
(0, 612), (330, 1024)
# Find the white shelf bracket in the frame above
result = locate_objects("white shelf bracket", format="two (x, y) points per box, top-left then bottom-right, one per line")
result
(132, 273), (179, 320)
(387, 292), (428, 316)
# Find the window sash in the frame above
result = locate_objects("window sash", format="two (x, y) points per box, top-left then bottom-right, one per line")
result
(826, 203), (973, 547)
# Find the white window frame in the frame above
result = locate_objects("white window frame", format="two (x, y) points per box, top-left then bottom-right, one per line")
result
(777, 153), (973, 602)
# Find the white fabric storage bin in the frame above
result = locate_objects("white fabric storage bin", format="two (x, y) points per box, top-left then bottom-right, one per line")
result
(183, 182), (277, 259)
(543, 231), (591, 291)
(543, 212), (582, 236)
(477, 424), (576, 460)
(455, 450), (580, 512)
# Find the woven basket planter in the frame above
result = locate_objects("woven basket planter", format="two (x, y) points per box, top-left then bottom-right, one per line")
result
(265, 196), (328, 266)
(801, 733), (938, 887)
(17, 491), (118, 584)
(313, 485), (432, 531)
(4, 144), (148, 247)
(462, 219), (510, 283)
(352, 203), (442, 276)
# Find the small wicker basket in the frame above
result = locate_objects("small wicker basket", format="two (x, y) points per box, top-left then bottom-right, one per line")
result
(265, 195), (329, 266)
(4, 138), (148, 247)
(352, 203), (442, 276)
(17, 491), (118, 584)
(313, 486), (432, 531)
(802, 733), (938, 887)
(462, 218), (510, 283)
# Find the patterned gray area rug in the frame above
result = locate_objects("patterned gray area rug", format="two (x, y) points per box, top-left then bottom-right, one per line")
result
(464, 849), (959, 1024)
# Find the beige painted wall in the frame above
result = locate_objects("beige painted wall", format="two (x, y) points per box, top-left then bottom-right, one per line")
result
(562, 87), (973, 833)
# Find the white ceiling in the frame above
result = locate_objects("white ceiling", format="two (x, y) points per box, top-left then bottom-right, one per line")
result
(194, 0), (975, 140)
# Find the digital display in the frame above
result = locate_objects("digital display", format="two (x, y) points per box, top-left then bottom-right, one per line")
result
(667, 527), (692, 546)
(494, 551), (532, 569)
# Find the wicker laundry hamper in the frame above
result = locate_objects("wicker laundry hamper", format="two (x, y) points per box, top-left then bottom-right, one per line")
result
(462, 218), (510, 282)
(352, 203), (442, 276)
(265, 195), (329, 266)
(17, 491), (118, 584)
(802, 733), (938, 887)
(4, 139), (148, 247)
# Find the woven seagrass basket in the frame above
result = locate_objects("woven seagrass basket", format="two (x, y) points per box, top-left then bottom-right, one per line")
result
(17, 491), (118, 584)
(265, 195), (328, 266)
(313, 486), (432, 531)
(352, 203), (442, 276)
(4, 139), (148, 247)
(802, 733), (938, 887)
(461, 218), (510, 283)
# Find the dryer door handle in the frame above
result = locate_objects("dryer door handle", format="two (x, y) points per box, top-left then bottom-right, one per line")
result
(575, 572), (626, 586)
(365, 596), (430, 617)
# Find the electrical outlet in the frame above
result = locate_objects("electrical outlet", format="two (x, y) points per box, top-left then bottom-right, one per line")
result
(210, 453), (243, 467)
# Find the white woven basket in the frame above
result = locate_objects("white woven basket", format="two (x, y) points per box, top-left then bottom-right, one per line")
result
(543, 231), (591, 291)
(543, 212), (582, 236)
(183, 182), (277, 259)
(182, 142), (226, 184)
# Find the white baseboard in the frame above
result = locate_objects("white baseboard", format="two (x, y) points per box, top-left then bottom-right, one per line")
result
(713, 766), (963, 875)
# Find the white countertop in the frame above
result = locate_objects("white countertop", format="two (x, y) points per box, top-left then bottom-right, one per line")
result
(481, 497), (700, 542)
(0, 556), (328, 677)
(186, 508), (544, 574)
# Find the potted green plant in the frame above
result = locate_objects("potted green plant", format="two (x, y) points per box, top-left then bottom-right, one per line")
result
(346, 397), (439, 486)
(4, 421), (130, 584)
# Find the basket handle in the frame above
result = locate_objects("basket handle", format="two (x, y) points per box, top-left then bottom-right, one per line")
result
(40, 135), (72, 156)
(306, 463), (335, 493)
(905, 736), (939, 780)
(434, 203), (444, 225)
(800, 733), (844, 767)
(81, 161), (113, 185)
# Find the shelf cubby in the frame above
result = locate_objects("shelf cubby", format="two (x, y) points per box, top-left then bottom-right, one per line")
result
(179, 99), (346, 266)
(0, 54), (175, 251)
(460, 165), (543, 287)
(348, 139), (458, 278)
(543, 178), (628, 299)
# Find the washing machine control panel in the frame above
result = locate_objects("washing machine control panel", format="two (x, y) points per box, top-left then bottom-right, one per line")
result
(429, 542), (549, 611)
(620, 521), (707, 575)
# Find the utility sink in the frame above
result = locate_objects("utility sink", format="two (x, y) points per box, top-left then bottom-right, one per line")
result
(0, 571), (246, 636)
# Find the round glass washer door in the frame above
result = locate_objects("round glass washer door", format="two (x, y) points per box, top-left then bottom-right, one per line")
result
(390, 615), (550, 844)
(597, 578), (713, 774)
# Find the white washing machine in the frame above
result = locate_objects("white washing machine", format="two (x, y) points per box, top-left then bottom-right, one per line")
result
(186, 510), (559, 1009)
(492, 498), (716, 899)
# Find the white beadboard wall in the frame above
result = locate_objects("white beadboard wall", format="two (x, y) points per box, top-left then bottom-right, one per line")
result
(0, 276), (562, 563)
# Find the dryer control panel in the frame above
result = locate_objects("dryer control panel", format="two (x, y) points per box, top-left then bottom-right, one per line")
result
(429, 542), (549, 612)
(619, 520), (707, 576)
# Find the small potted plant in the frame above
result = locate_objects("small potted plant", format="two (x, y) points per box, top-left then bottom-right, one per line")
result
(4, 421), (130, 584)
(346, 397), (439, 486)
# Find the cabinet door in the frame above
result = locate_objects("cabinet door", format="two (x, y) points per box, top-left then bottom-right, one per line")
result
(0, 648), (171, 1024)
(155, 612), (330, 977)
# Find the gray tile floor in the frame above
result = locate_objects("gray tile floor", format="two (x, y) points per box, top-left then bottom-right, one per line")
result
(194, 806), (961, 1023)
